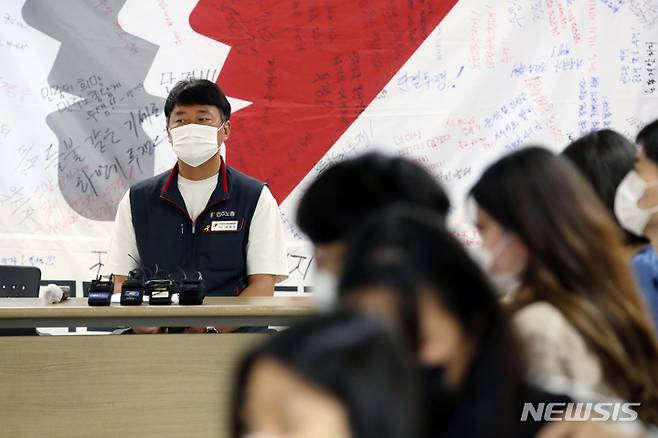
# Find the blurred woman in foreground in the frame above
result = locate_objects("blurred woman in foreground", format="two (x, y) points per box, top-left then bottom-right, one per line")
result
(232, 312), (421, 438)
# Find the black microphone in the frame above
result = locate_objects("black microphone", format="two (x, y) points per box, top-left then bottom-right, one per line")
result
(120, 269), (145, 306)
(146, 265), (173, 305)
(88, 274), (114, 306)
(178, 271), (205, 306)
(120, 254), (149, 306)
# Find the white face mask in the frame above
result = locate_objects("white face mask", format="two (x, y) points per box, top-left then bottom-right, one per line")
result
(468, 235), (521, 298)
(312, 268), (338, 311)
(614, 170), (658, 236)
(171, 123), (224, 167)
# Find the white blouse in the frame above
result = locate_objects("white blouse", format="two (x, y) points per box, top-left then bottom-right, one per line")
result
(512, 301), (618, 399)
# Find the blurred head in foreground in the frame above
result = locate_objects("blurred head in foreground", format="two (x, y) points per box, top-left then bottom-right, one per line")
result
(232, 312), (420, 438)
(296, 152), (449, 308)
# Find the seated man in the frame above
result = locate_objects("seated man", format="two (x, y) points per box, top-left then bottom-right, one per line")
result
(106, 79), (288, 333)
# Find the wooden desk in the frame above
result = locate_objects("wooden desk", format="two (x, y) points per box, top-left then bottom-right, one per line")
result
(0, 333), (264, 438)
(0, 297), (316, 328)
(0, 298), (318, 436)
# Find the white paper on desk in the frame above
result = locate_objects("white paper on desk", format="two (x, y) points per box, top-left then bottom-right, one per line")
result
(110, 293), (179, 304)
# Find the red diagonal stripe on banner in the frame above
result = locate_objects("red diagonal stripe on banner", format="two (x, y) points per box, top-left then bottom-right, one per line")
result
(191, 0), (458, 201)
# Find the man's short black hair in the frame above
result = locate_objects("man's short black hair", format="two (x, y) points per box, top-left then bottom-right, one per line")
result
(637, 119), (658, 164)
(296, 152), (450, 244)
(164, 79), (231, 123)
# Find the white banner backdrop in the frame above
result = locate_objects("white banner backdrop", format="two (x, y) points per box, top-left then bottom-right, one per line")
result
(1, 0), (657, 296)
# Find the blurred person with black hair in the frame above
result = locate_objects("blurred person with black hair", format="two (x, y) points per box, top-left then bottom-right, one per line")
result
(338, 208), (643, 438)
(232, 312), (421, 438)
(296, 152), (450, 307)
(614, 119), (658, 330)
(338, 208), (568, 438)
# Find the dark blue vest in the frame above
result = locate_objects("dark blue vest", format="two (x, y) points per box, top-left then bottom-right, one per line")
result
(130, 161), (264, 296)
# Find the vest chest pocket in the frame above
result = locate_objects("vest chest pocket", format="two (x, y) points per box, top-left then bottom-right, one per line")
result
(140, 221), (186, 271)
(197, 218), (247, 272)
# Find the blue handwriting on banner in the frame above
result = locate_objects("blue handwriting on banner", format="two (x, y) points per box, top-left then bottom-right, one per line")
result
(530, 0), (545, 23)
(600, 0), (626, 13)
(627, 0), (658, 27)
(397, 70), (447, 92)
(434, 167), (473, 183)
(577, 76), (612, 134)
(482, 92), (544, 152)
(507, 0), (525, 27)
(314, 120), (375, 175)
(0, 254), (56, 267)
(511, 62), (546, 78)
(551, 43), (583, 73)
(619, 31), (643, 85)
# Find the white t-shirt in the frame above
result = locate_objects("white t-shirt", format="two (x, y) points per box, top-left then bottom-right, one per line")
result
(177, 174), (217, 222)
(105, 174), (289, 283)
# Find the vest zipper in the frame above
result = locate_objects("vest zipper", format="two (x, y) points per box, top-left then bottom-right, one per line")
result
(192, 221), (199, 270)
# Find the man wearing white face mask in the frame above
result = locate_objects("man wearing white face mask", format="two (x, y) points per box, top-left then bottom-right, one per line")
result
(106, 79), (288, 333)
(615, 119), (658, 330)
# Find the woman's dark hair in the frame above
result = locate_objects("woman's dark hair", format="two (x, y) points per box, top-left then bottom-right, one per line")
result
(339, 259), (422, 350)
(339, 207), (528, 437)
(232, 312), (420, 438)
(562, 129), (647, 245)
(296, 152), (450, 244)
(164, 79), (232, 123)
(471, 146), (658, 424)
(637, 118), (658, 163)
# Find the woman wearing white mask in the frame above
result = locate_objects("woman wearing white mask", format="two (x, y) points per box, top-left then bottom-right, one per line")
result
(615, 119), (658, 330)
(562, 129), (649, 260)
(470, 147), (658, 426)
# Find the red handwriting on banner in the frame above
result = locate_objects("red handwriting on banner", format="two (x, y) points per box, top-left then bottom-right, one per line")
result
(190, 0), (459, 202)
(524, 76), (564, 143)
(545, 0), (581, 43)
